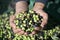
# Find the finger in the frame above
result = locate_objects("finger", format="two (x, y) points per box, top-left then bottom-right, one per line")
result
(16, 32), (22, 35)
(24, 32), (28, 36)
(10, 15), (15, 20)
(19, 30), (25, 35)
(13, 28), (22, 34)
(40, 16), (48, 28)
(41, 14), (48, 28)
(41, 19), (47, 28)
(10, 15), (15, 22)
(17, 28), (22, 32)
(10, 22), (17, 29)
(31, 31), (36, 35)
(10, 15), (16, 29)
(13, 29), (19, 33)
(17, 31), (25, 35)
(34, 27), (41, 31)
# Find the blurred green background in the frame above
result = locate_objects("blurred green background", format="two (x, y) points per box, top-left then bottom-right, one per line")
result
(0, 0), (60, 29)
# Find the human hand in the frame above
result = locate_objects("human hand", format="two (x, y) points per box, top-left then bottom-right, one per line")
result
(9, 15), (25, 35)
(30, 10), (48, 35)
(35, 10), (48, 28)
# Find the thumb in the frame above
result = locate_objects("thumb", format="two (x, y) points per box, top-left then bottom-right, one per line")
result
(41, 19), (47, 28)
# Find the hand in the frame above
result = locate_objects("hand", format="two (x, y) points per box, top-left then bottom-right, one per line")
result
(33, 2), (48, 28)
(31, 10), (48, 35)
(35, 10), (48, 28)
(10, 1), (28, 35)
(9, 15), (25, 35)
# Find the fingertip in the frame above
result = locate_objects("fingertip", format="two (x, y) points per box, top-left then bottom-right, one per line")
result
(31, 31), (36, 35)
(41, 25), (44, 28)
(20, 30), (25, 34)
(24, 32), (28, 36)
(34, 27), (40, 31)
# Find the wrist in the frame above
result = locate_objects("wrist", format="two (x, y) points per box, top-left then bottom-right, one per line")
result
(33, 2), (45, 11)
(15, 1), (28, 13)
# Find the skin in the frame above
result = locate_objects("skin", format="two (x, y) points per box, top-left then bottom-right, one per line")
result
(10, 1), (48, 35)
(33, 2), (48, 30)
